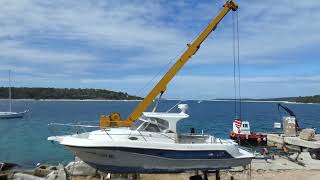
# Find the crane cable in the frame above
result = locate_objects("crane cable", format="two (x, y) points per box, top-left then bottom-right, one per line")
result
(133, 46), (188, 98)
(236, 11), (242, 119)
(232, 11), (237, 119)
(133, 14), (212, 98)
(133, 7), (215, 106)
(232, 10), (242, 119)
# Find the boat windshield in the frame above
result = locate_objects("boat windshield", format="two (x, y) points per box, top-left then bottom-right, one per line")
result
(130, 119), (145, 130)
(130, 116), (170, 132)
(144, 123), (160, 132)
(151, 117), (169, 131)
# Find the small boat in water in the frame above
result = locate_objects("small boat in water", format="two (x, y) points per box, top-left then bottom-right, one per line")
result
(0, 110), (29, 119)
(229, 119), (267, 146)
(0, 70), (28, 119)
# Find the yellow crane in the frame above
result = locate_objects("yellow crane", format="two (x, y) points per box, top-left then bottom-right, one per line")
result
(100, 0), (238, 127)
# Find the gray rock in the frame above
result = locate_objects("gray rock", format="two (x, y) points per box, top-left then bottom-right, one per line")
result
(34, 165), (58, 177)
(46, 164), (66, 180)
(46, 171), (58, 180)
(299, 128), (315, 141)
(57, 164), (66, 180)
(0, 162), (18, 171)
(13, 173), (44, 180)
(65, 160), (97, 176)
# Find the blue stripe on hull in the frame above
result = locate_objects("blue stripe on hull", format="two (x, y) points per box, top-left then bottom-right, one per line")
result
(70, 146), (233, 159)
(87, 163), (231, 173)
(65, 146), (252, 173)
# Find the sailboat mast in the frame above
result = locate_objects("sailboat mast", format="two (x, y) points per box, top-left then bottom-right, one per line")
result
(9, 70), (12, 112)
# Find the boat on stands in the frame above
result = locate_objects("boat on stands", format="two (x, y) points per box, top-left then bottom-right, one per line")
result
(49, 104), (253, 173)
(48, 0), (253, 173)
(229, 119), (267, 146)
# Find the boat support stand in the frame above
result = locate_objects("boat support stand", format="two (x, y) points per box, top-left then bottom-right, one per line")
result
(189, 170), (219, 180)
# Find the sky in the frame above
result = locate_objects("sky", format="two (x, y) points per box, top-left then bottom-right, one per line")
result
(0, 0), (319, 100)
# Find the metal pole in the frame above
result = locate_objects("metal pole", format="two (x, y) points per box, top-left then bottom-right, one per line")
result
(215, 170), (220, 180)
(8, 70), (12, 112)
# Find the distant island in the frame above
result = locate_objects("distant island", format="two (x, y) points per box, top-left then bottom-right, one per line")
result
(0, 87), (142, 100)
(217, 95), (320, 104)
(0, 87), (318, 103)
(260, 95), (320, 104)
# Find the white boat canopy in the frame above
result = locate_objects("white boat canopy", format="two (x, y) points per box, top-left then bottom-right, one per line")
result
(141, 104), (189, 133)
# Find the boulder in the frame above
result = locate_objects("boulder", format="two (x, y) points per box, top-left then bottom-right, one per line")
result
(46, 164), (66, 180)
(0, 162), (18, 171)
(0, 174), (8, 180)
(12, 173), (44, 180)
(46, 171), (58, 180)
(65, 160), (97, 176)
(299, 128), (315, 141)
(33, 165), (57, 177)
(57, 164), (66, 180)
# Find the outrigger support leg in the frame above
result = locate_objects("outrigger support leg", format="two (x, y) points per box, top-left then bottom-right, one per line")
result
(189, 170), (203, 180)
(215, 170), (220, 180)
(202, 170), (208, 180)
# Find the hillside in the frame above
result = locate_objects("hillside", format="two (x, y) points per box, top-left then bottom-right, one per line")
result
(260, 95), (320, 103)
(0, 87), (142, 100)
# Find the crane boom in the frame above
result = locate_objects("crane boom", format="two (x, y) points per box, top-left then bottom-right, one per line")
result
(100, 0), (238, 127)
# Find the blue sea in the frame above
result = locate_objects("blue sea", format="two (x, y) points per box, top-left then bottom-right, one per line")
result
(0, 100), (319, 168)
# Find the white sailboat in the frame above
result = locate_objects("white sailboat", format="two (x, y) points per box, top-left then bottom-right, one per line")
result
(0, 70), (28, 119)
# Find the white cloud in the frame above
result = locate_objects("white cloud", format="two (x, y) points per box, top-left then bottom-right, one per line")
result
(1, 0), (319, 66)
(0, 0), (319, 98)
(0, 41), (95, 63)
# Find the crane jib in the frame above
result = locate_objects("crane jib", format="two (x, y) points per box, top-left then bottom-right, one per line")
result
(100, 1), (238, 127)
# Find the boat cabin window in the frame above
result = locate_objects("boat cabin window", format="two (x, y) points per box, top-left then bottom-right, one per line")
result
(243, 124), (248, 128)
(151, 117), (169, 131)
(131, 116), (169, 132)
(130, 119), (145, 130)
(144, 123), (160, 132)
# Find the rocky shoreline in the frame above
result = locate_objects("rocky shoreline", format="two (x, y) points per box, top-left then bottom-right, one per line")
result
(1, 152), (320, 180)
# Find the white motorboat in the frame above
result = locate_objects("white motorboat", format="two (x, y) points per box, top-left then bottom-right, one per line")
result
(48, 104), (253, 173)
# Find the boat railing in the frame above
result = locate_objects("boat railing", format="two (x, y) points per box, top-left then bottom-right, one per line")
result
(48, 122), (174, 142)
(48, 121), (101, 137)
(48, 122), (234, 145)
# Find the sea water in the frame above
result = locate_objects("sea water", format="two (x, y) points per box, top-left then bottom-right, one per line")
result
(0, 100), (319, 168)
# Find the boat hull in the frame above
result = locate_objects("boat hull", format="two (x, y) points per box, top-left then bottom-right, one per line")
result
(0, 110), (28, 119)
(66, 146), (252, 173)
